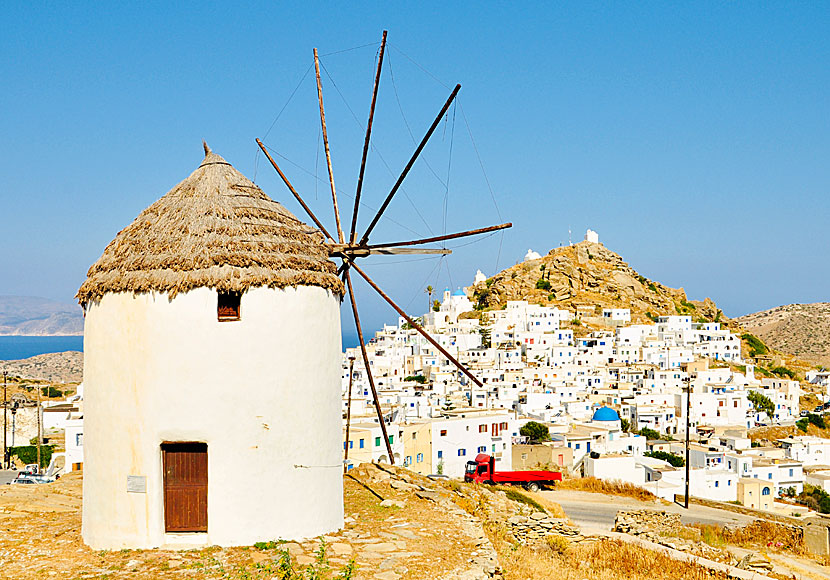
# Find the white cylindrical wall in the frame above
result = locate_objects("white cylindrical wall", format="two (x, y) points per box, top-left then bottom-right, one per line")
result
(81, 286), (343, 549)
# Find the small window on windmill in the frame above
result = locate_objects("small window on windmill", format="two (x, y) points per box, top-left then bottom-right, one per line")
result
(217, 291), (241, 322)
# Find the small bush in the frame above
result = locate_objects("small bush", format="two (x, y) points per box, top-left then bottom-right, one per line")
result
(646, 311), (658, 322)
(638, 427), (662, 440)
(546, 534), (570, 555)
(797, 418), (808, 432)
(747, 390), (775, 417)
(9, 445), (55, 468)
(771, 366), (796, 379)
(742, 333), (769, 357)
(648, 283), (658, 292)
(520, 421), (551, 441)
(535, 279), (551, 291)
(41, 386), (63, 398)
(403, 375), (427, 384)
(644, 450), (685, 467)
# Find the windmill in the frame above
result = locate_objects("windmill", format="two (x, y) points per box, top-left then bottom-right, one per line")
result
(256, 31), (511, 466)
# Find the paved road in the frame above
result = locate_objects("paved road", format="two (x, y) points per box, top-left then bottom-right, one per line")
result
(541, 489), (755, 532)
(0, 470), (21, 485)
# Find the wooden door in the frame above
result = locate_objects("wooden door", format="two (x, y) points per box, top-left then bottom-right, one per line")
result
(162, 442), (207, 532)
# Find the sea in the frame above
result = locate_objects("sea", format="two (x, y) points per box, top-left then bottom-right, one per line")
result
(0, 334), (359, 361)
(0, 336), (84, 361)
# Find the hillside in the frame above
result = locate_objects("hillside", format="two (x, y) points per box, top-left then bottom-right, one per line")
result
(472, 241), (726, 325)
(0, 351), (83, 383)
(736, 303), (830, 367)
(0, 295), (83, 336)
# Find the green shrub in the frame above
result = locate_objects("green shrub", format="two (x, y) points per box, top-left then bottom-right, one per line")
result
(9, 445), (55, 468)
(638, 427), (662, 440)
(648, 283), (658, 292)
(645, 311), (658, 322)
(41, 386), (63, 398)
(797, 418), (808, 432)
(771, 366), (796, 379)
(741, 333), (769, 357)
(747, 390), (775, 417)
(535, 279), (551, 291)
(520, 421), (551, 441)
(645, 450), (685, 467)
(403, 375), (427, 384)
(808, 413), (826, 429)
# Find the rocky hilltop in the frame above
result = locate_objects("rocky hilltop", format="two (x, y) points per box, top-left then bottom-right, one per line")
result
(473, 240), (725, 324)
(736, 303), (830, 367)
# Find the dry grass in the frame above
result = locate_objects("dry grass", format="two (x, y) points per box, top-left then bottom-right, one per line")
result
(496, 538), (727, 580)
(692, 520), (807, 555)
(557, 476), (657, 502)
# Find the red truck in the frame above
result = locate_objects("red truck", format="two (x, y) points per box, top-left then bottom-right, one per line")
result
(464, 453), (562, 491)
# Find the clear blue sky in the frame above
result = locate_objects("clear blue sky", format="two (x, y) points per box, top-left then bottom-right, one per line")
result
(1, 3), (828, 336)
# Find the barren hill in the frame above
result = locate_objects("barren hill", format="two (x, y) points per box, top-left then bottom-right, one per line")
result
(736, 303), (830, 367)
(0, 296), (83, 336)
(473, 240), (726, 325)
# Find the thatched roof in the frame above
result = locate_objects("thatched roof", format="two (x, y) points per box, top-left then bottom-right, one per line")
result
(77, 144), (343, 305)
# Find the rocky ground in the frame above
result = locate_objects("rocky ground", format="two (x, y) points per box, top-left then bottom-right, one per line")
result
(0, 465), (499, 580)
(0, 351), (83, 383)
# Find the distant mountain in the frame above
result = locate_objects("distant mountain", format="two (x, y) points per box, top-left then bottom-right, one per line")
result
(472, 240), (727, 325)
(0, 295), (83, 336)
(735, 303), (830, 367)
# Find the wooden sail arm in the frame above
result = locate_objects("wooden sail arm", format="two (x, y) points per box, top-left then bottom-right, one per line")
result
(350, 30), (387, 245)
(328, 246), (451, 257)
(365, 222), (512, 249)
(345, 268), (396, 464)
(358, 84), (461, 247)
(255, 139), (335, 242)
(347, 259), (484, 389)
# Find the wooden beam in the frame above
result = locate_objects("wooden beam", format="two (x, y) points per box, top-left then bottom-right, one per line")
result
(314, 48), (345, 244)
(344, 268), (396, 464)
(365, 222), (512, 249)
(255, 139), (334, 241)
(344, 356), (355, 472)
(328, 246), (451, 257)
(348, 260), (483, 388)
(350, 30), (387, 245)
(358, 84), (461, 246)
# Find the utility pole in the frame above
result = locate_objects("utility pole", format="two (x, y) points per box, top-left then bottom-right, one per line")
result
(343, 357), (355, 473)
(36, 383), (42, 471)
(3, 370), (7, 470)
(684, 379), (692, 509)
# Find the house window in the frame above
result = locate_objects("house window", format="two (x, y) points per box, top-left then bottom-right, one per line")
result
(375, 437), (381, 447)
(217, 291), (241, 321)
(416, 453), (423, 463)
(762, 487), (771, 496)
(789, 468), (794, 477)
(458, 449), (466, 457)
(388, 435), (394, 444)
(405, 456), (412, 466)
(76, 433), (83, 447)
(715, 481), (719, 487)
(440, 430), (447, 436)
(359, 439), (364, 449)
(479, 425), (488, 433)
(437, 450), (443, 459)
(478, 446), (486, 453)
(412, 433), (417, 440)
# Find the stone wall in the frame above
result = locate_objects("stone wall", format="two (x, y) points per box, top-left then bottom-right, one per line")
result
(507, 512), (583, 544)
